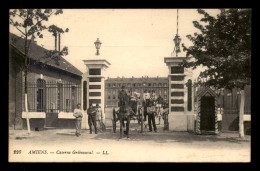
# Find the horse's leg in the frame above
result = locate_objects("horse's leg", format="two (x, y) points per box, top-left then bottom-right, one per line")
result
(126, 116), (130, 138)
(119, 117), (123, 139)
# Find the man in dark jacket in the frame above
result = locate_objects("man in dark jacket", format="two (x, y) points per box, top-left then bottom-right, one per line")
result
(147, 100), (157, 132)
(118, 86), (128, 113)
(87, 103), (97, 134)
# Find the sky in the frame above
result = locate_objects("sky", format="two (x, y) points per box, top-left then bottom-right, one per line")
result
(10, 9), (220, 79)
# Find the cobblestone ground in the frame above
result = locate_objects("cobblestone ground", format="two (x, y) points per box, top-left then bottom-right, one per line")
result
(8, 124), (251, 162)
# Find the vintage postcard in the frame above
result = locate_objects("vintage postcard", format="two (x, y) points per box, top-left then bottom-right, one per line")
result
(9, 9), (251, 162)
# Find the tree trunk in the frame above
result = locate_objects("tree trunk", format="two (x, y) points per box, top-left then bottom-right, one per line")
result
(239, 89), (245, 139)
(24, 17), (31, 135)
(25, 93), (31, 135)
(24, 70), (31, 135)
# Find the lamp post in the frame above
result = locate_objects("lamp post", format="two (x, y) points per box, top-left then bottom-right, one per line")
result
(94, 38), (102, 56)
(173, 34), (181, 57)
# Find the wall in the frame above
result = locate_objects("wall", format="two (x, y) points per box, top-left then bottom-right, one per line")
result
(9, 50), (24, 130)
(9, 54), (16, 129)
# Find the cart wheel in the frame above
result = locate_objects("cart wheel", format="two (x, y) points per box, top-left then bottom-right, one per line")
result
(113, 108), (116, 133)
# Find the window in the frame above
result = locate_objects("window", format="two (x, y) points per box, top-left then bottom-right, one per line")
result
(171, 76), (184, 81)
(113, 95), (116, 99)
(108, 95), (111, 99)
(171, 84), (184, 89)
(171, 92), (184, 96)
(171, 66), (184, 74)
(158, 83), (162, 87)
(71, 86), (76, 111)
(89, 99), (101, 104)
(89, 85), (101, 89)
(89, 68), (101, 75)
(153, 83), (157, 87)
(89, 77), (101, 82)
(108, 84), (111, 87)
(89, 92), (101, 96)
(36, 79), (46, 112)
(66, 99), (70, 112)
(113, 83), (116, 87)
(148, 83), (151, 87)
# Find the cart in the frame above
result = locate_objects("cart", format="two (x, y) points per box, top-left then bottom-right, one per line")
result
(112, 100), (144, 133)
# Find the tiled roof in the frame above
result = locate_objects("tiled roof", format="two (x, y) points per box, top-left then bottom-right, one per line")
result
(9, 33), (82, 77)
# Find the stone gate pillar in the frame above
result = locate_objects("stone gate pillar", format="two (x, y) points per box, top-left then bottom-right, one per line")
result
(83, 58), (110, 127)
(164, 57), (194, 131)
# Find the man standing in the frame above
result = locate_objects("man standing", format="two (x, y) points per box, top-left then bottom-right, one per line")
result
(87, 103), (97, 134)
(147, 100), (157, 132)
(129, 88), (137, 114)
(118, 86), (128, 113)
(143, 90), (150, 121)
(73, 103), (83, 137)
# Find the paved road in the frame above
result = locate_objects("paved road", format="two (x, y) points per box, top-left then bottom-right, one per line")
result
(9, 128), (250, 162)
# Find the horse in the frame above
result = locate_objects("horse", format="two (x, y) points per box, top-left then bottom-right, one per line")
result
(117, 96), (136, 139)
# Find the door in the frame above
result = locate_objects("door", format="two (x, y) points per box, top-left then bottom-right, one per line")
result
(200, 95), (215, 131)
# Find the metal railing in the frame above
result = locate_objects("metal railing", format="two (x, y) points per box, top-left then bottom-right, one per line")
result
(27, 80), (81, 113)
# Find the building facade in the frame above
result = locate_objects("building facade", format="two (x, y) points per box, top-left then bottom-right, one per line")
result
(104, 76), (169, 107)
(9, 33), (83, 130)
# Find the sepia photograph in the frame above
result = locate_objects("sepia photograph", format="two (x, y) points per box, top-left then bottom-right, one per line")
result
(9, 8), (251, 162)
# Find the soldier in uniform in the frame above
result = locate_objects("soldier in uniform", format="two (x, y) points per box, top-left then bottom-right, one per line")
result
(87, 103), (98, 134)
(147, 100), (157, 132)
(118, 86), (128, 113)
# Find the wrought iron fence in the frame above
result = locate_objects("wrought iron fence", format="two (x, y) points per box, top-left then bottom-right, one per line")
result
(27, 79), (81, 113)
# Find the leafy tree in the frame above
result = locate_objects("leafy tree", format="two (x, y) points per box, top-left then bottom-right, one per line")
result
(182, 9), (251, 139)
(9, 9), (69, 135)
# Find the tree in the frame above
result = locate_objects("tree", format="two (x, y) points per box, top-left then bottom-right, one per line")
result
(9, 9), (69, 135)
(182, 9), (251, 139)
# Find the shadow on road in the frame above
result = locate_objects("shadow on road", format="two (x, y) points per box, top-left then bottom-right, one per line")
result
(56, 133), (76, 136)
(90, 129), (248, 144)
